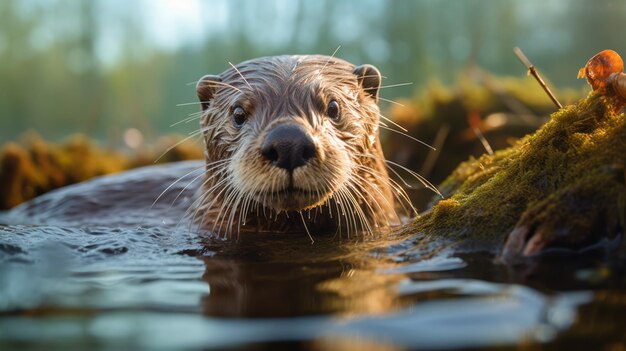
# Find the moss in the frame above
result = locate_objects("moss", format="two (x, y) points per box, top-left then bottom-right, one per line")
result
(408, 92), (626, 256)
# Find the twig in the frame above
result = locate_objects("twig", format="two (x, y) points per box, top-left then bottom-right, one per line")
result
(473, 127), (494, 156)
(513, 47), (563, 109)
(419, 124), (450, 177)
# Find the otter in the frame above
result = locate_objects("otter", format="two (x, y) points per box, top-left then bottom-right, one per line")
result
(0, 55), (412, 238)
(191, 55), (409, 237)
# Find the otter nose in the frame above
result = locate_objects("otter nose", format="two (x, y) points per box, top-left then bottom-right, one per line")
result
(261, 124), (316, 172)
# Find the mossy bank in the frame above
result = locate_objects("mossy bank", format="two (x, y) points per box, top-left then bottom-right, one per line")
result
(409, 92), (625, 260)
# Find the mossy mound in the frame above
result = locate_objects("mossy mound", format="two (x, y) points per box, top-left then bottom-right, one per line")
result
(408, 92), (625, 259)
(0, 133), (203, 209)
(384, 71), (582, 208)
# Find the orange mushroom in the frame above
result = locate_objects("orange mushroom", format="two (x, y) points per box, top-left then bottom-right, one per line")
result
(578, 49), (626, 99)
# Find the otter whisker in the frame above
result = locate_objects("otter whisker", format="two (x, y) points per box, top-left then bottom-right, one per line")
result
(342, 182), (376, 235)
(353, 164), (417, 216)
(161, 161), (229, 235)
(384, 159), (442, 198)
(379, 125), (435, 150)
(332, 191), (348, 239)
(235, 193), (250, 239)
(206, 177), (241, 236)
(237, 191), (255, 237)
(374, 156), (412, 189)
(344, 188), (366, 236)
(377, 113), (409, 133)
(170, 113), (202, 127)
(178, 170), (231, 234)
(348, 169), (397, 226)
(176, 101), (209, 107)
(354, 151), (407, 188)
(170, 158), (230, 207)
(239, 191), (252, 226)
(299, 211), (315, 244)
(320, 45), (342, 74)
(228, 62), (253, 90)
(179, 192), (213, 236)
(224, 187), (245, 239)
(153, 127), (207, 163)
(219, 178), (249, 239)
(147, 165), (205, 211)
(227, 187), (254, 237)
(356, 152), (442, 198)
(171, 159), (231, 208)
(376, 82), (414, 90)
(354, 164), (419, 220)
(183, 170), (232, 230)
(352, 158), (418, 218)
(385, 177), (418, 216)
(378, 97), (405, 107)
(335, 188), (358, 238)
(332, 198), (342, 239)
(347, 174), (390, 229)
(208, 181), (237, 237)
(139, 164), (207, 231)
(196, 79), (243, 94)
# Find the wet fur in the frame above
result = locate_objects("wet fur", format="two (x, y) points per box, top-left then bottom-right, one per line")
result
(192, 55), (410, 238)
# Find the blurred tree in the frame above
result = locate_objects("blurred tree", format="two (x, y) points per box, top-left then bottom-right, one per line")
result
(1, 0), (626, 145)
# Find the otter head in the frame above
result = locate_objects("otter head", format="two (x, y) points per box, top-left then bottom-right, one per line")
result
(195, 55), (403, 235)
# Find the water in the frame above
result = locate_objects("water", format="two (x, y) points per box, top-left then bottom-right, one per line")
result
(1, 163), (625, 350)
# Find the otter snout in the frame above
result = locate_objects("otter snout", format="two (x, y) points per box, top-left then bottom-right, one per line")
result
(261, 124), (316, 172)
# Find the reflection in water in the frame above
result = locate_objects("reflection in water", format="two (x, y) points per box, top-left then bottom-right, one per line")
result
(199, 257), (407, 318)
(198, 233), (408, 318)
(0, 223), (625, 350)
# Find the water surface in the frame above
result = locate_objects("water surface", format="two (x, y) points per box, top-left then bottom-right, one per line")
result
(1, 164), (625, 350)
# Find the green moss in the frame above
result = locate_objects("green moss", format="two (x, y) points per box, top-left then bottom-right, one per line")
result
(408, 92), (626, 253)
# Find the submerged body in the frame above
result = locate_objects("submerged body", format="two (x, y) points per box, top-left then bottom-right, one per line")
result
(0, 161), (201, 228)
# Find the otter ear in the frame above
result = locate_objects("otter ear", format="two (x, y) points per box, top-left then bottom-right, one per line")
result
(353, 64), (382, 102)
(196, 74), (222, 110)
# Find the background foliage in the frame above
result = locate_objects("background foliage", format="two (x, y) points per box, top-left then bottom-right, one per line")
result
(1, 0), (625, 145)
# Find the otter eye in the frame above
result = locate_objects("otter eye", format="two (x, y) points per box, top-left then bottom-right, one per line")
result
(327, 100), (340, 120)
(233, 106), (246, 127)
